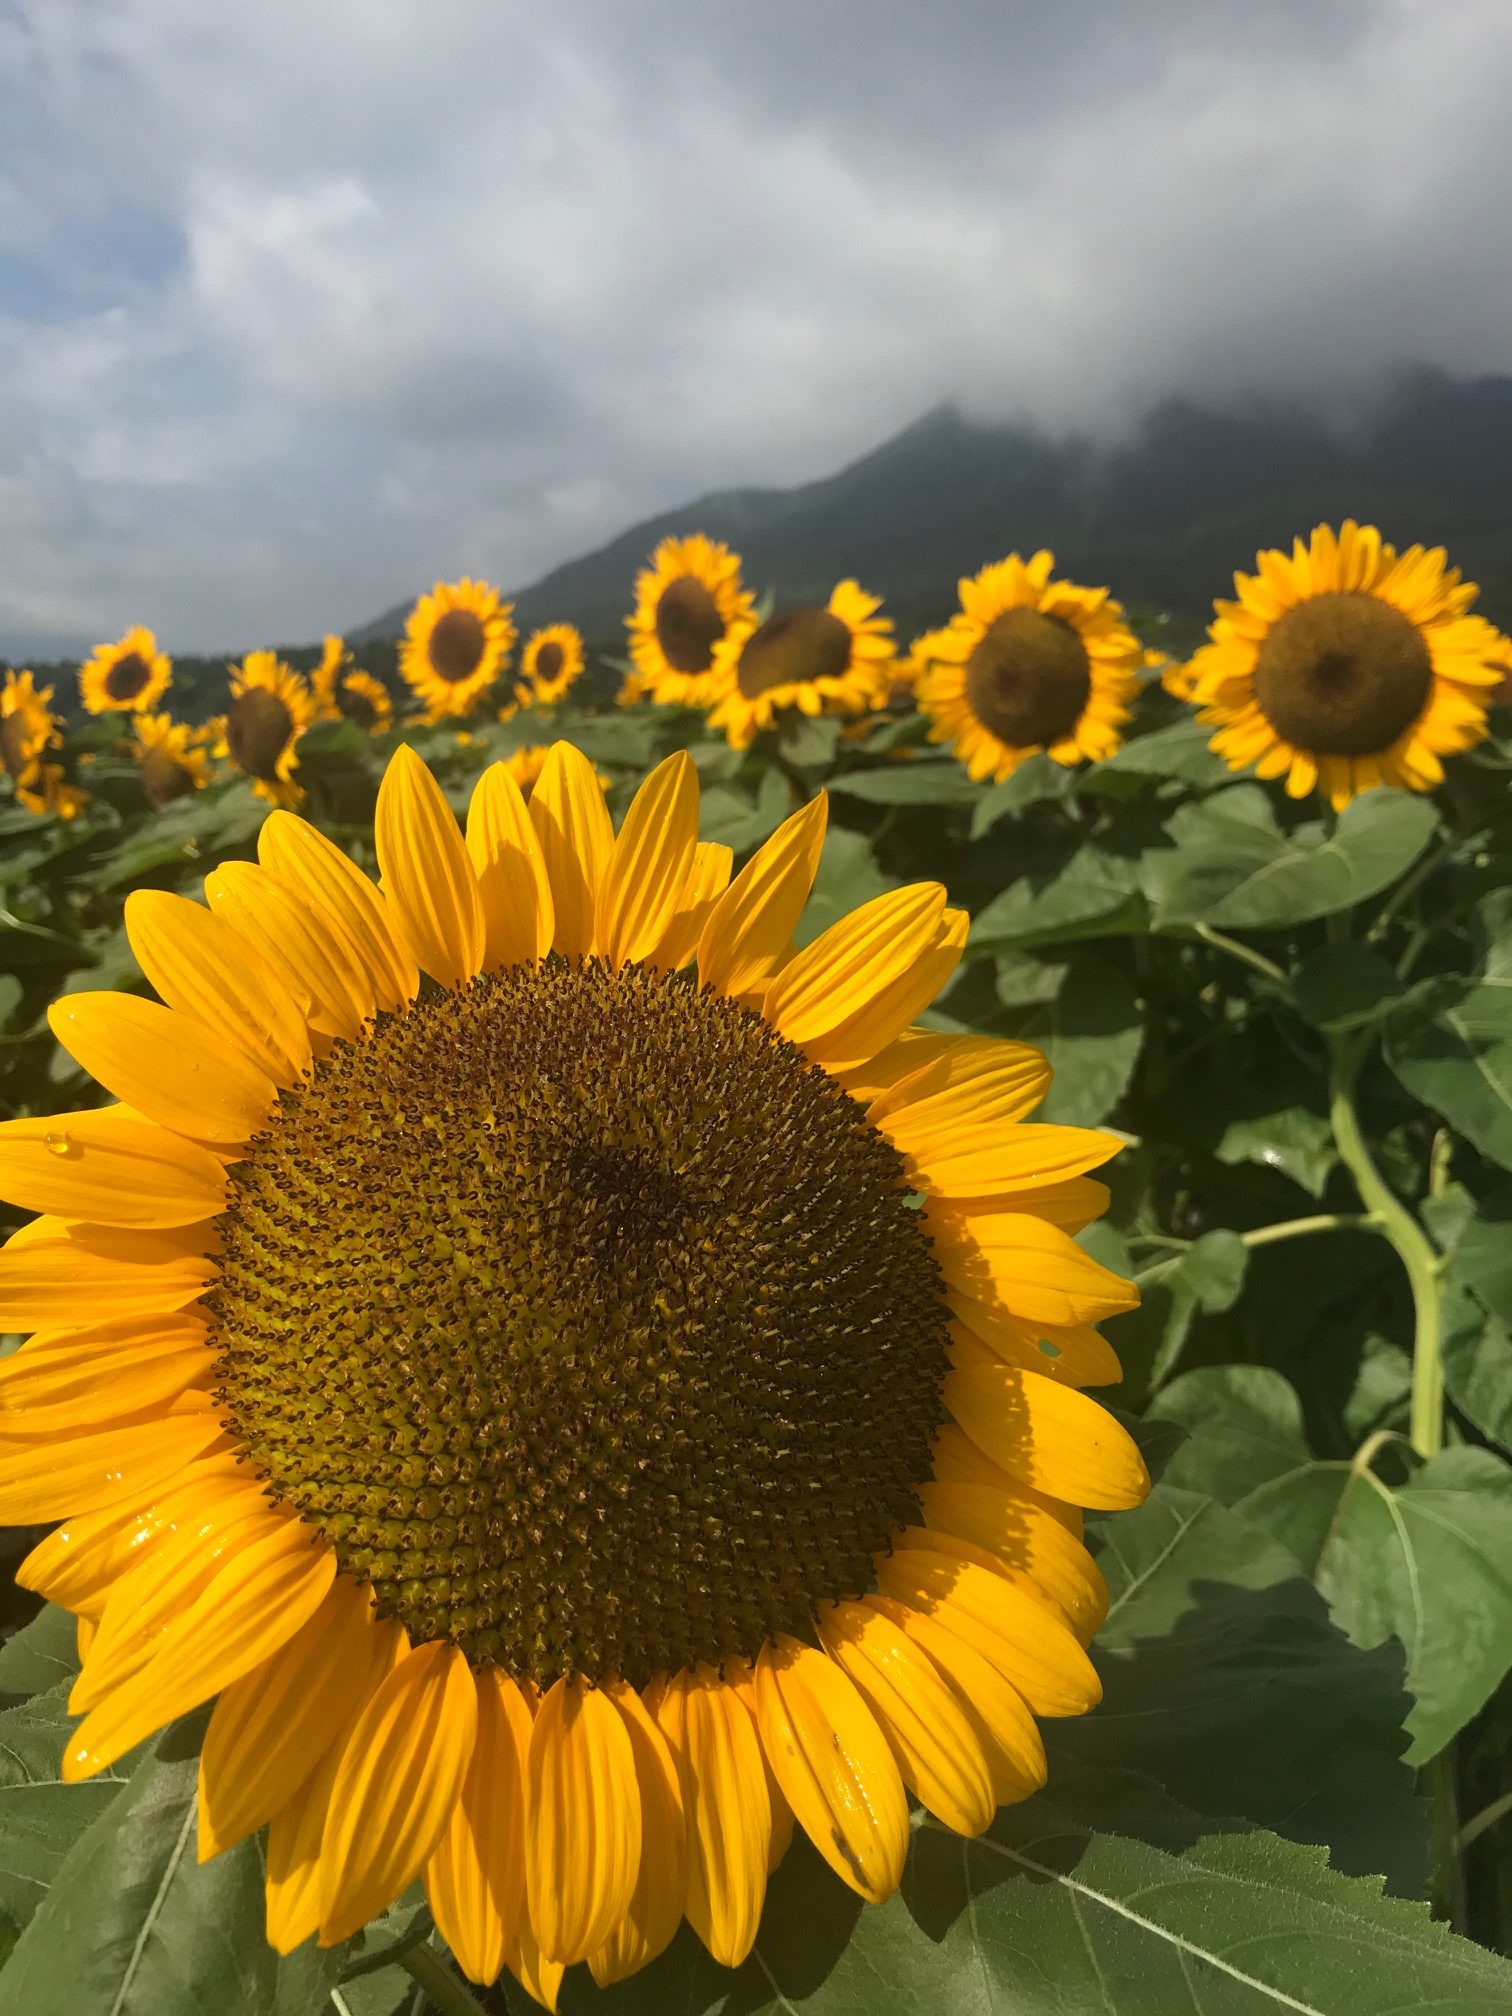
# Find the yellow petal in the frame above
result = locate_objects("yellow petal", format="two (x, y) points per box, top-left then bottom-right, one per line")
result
(0, 1108), (227, 1229)
(526, 1676), (641, 1965)
(123, 889), (313, 1085)
(375, 744), (484, 989)
(0, 1412), (222, 1524)
(0, 1343), (210, 1439)
(950, 1297), (1122, 1387)
(651, 1667), (770, 1968)
(319, 1641), (479, 1945)
(504, 1915), (565, 2016)
(927, 1205), (1139, 1329)
(870, 1596), (1047, 1805)
(529, 743), (613, 959)
(764, 888), (965, 1070)
(899, 1124), (1121, 1203)
(753, 1635), (907, 1903)
(465, 762), (554, 969)
(931, 1421), (1081, 1536)
(865, 1035), (1052, 1134)
(815, 1599), (995, 1838)
(426, 1665), (532, 1986)
(199, 1574), (387, 1859)
(945, 1361), (1150, 1510)
(66, 1518), (337, 1778)
(205, 862), (372, 1041)
(698, 794), (828, 1006)
(259, 810), (419, 1014)
(594, 751), (700, 968)
(0, 1226), (213, 1331)
(16, 1447), (236, 1612)
(48, 993), (276, 1146)
(645, 841), (733, 973)
(587, 1682), (687, 1986)
(916, 1484), (1108, 1642)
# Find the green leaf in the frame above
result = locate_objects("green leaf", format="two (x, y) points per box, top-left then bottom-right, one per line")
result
(970, 834), (1144, 948)
(1293, 943), (1405, 1033)
(1112, 1230), (1249, 1396)
(968, 754), (1075, 835)
(997, 952), (1144, 1125)
(774, 714), (840, 770)
(792, 829), (897, 947)
(1081, 717), (1234, 791)
(0, 1682), (134, 1936)
(1214, 1106), (1336, 1198)
(1153, 1363), (1311, 1502)
(1384, 977), (1512, 1173)
(827, 763), (977, 806)
(1146, 788), (1438, 930)
(0, 1604), (80, 1707)
(1440, 1277), (1512, 1456)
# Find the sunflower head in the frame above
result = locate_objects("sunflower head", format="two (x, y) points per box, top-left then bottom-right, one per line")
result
(706, 580), (896, 750)
(1187, 521), (1505, 809)
(3, 744), (1145, 1995)
(131, 712), (213, 808)
(520, 624), (586, 708)
(0, 669), (59, 783)
(78, 627), (172, 716)
(916, 553), (1140, 785)
(626, 534), (755, 707)
(401, 580), (516, 721)
(310, 636), (353, 721)
(334, 669), (392, 734)
(224, 651), (315, 808)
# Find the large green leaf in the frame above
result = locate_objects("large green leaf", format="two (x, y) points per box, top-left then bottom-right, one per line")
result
(1106, 1230), (1249, 1398)
(1384, 978), (1512, 1173)
(997, 951), (1144, 1126)
(0, 1682), (133, 1938)
(970, 833), (1144, 949)
(1146, 787), (1437, 930)
(827, 763), (978, 806)
(0, 1604), (79, 1707)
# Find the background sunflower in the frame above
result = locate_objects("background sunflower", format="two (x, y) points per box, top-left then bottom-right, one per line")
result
(401, 579), (516, 721)
(221, 650), (314, 807)
(706, 579), (895, 750)
(78, 627), (172, 715)
(130, 712), (213, 807)
(519, 623), (586, 707)
(625, 534), (755, 707)
(310, 635), (353, 720)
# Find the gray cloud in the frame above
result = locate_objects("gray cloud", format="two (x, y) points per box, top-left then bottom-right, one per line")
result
(0, 0), (1509, 652)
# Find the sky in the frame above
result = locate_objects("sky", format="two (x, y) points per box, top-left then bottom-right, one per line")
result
(2, 0), (1510, 655)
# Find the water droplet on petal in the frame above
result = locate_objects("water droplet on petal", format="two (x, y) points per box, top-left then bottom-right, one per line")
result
(44, 1131), (76, 1159)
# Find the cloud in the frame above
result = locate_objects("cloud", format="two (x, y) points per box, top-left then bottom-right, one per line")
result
(0, 0), (1508, 651)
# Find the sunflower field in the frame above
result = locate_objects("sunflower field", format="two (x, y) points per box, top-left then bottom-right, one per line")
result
(0, 525), (1511, 2015)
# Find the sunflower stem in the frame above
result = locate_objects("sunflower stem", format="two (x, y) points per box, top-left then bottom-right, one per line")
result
(1184, 924), (1291, 992)
(396, 1943), (488, 2016)
(1239, 1211), (1378, 1249)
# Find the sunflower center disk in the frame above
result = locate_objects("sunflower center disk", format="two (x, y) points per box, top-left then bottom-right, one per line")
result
(534, 642), (563, 683)
(225, 689), (294, 781)
(964, 607), (1092, 747)
(139, 749), (194, 808)
(736, 608), (852, 699)
(1250, 591), (1434, 757)
(211, 961), (950, 1685)
(654, 576), (725, 673)
(0, 716), (31, 781)
(427, 609), (488, 684)
(104, 653), (151, 702)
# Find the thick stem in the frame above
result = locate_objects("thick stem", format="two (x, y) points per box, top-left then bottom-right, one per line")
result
(1326, 1036), (1445, 1459)
(398, 1944), (489, 2016)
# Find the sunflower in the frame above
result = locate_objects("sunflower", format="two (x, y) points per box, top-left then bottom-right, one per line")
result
(131, 712), (213, 808)
(1187, 522), (1505, 809)
(78, 627), (172, 715)
(335, 671), (393, 734)
(626, 534), (755, 708)
(916, 554), (1140, 785)
(0, 671), (88, 819)
(706, 581), (896, 751)
(520, 624), (586, 708)
(222, 652), (315, 808)
(0, 743), (1145, 2002)
(401, 580), (516, 721)
(503, 743), (609, 797)
(310, 636), (353, 721)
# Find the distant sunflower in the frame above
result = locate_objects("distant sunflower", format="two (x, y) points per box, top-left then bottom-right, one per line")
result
(503, 742), (609, 797)
(520, 624), (585, 707)
(707, 580), (896, 751)
(1188, 521), (1505, 808)
(222, 652), (314, 808)
(0, 671), (87, 819)
(917, 554), (1140, 784)
(131, 713), (213, 809)
(3, 743), (1144, 2001)
(626, 535), (754, 707)
(333, 670), (392, 734)
(401, 580), (515, 720)
(310, 636), (353, 721)
(78, 627), (172, 715)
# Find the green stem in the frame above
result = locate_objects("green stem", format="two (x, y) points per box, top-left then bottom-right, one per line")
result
(1187, 924), (1291, 991)
(397, 1944), (488, 2016)
(1457, 1785), (1512, 1853)
(1239, 1212), (1378, 1249)
(1327, 1035), (1445, 1459)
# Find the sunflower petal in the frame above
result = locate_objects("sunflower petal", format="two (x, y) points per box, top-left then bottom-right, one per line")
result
(646, 842), (734, 973)
(48, 993), (276, 1145)
(651, 1667), (770, 1968)
(0, 1226), (214, 1331)
(928, 1204), (1138, 1329)
(0, 1413), (223, 1525)
(205, 862), (371, 1040)
(259, 811), (419, 1014)
(697, 794), (827, 1003)
(0, 1107), (226, 1229)
(586, 1683), (686, 1986)
(375, 745), (484, 989)
(465, 763), (554, 968)
(870, 1596), (1047, 1805)
(529, 744), (614, 959)
(946, 1360), (1150, 1510)
(123, 889), (313, 1085)
(595, 751), (700, 968)
(526, 1676), (641, 1966)
(426, 1665), (532, 1986)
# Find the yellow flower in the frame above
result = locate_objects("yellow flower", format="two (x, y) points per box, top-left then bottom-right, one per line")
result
(310, 636), (353, 721)
(78, 627), (172, 715)
(401, 580), (516, 720)
(0, 671), (87, 818)
(916, 554), (1141, 784)
(520, 624), (586, 708)
(1187, 521), (1505, 810)
(222, 651), (314, 808)
(503, 743), (609, 797)
(2, 746), (1145, 1995)
(626, 534), (755, 707)
(336, 670), (392, 734)
(706, 580), (897, 751)
(131, 713), (214, 808)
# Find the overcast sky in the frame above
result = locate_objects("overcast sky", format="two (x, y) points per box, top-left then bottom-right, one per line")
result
(2, 0), (1510, 655)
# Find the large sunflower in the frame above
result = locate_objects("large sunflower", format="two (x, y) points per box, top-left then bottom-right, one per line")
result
(222, 651), (315, 808)
(626, 534), (755, 708)
(520, 623), (586, 707)
(707, 580), (896, 751)
(132, 712), (213, 808)
(78, 626), (172, 715)
(0, 671), (88, 819)
(917, 553), (1140, 784)
(401, 580), (516, 721)
(1187, 521), (1505, 809)
(0, 744), (1146, 2005)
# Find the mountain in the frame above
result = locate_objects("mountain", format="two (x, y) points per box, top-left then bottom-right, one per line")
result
(357, 367), (1512, 646)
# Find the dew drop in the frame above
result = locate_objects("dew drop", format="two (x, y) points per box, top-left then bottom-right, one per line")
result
(43, 1131), (77, 1159)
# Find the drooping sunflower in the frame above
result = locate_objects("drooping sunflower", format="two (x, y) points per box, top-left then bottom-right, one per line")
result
(1187, 521), (1505, 809)
(626, 534), (755, 708)
(706, 580), (897, 751)
(0, 671), (88, 819)
(520, 624), (586, 707)
(131, 712), (214, 808)
(221, 651), (315, 808)
(310, 636), (353, 721)
(916, 553), (1140, 784)
(0, 743), (1146, 2004)
(78, 626), (172, 715)
(401, 580), (516, 721)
